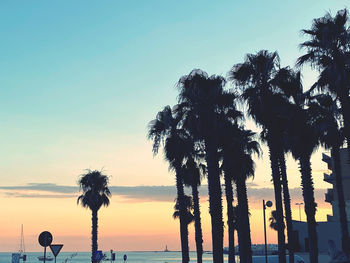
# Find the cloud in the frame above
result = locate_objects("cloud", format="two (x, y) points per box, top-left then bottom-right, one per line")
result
(0, 183), (180, 202)
(0, 183), (327, 205)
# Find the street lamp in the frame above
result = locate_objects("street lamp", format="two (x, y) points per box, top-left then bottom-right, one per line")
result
(263, 200), (273, 263)
(295, 202), (303, 221)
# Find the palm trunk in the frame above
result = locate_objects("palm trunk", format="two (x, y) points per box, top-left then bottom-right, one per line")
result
(299, 155), (318, 263)
(223, 169), (236, 263)
(205, 138), (224, 263)
(331, 146), (350, 254)
(279, 151), (295, 263)
(339, 93), (350, 163)
(236, 175), (253, 263)
(175, 167), (190, 263)
(91, 209), (98, 263)
(192, 183), (203, 263)
(267, 136), (286, 263)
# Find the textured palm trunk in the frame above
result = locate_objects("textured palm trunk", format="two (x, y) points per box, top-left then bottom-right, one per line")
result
(191, 183), (203, 263)
(299, 155), (318, 263)
(205, 138), (224, 263)
(267, 136), (286, 263)
(91, 209), (98, 263)
(223, 170), (235, 263)
(279, 152), (295, 263)
(235, 175), (253, 263)
(331, 146), (350, 254)
(339, 93), (350, 162)
(175, 168), (190, 263)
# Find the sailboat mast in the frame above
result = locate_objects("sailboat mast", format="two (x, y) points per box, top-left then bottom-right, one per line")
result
(19, 224), (25, 253)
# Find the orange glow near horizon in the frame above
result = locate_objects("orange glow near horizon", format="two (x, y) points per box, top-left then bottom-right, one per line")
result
(0, 191), (333, 252)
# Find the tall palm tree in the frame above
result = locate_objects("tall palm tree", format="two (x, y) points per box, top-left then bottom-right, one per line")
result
(183, 157), (204, 263)
(297, 9), (350, 161)
(308, 94), (350, 255)
(277, 69), (320, 263)
(176, 69), (237, 263)
(272, 67), (306, 263)
(229, 50), (287, 263)
(77, 170), (111, 263)
(148, 106), (192, 263)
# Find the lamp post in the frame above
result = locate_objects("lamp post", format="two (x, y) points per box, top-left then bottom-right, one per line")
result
(295, 202), (303, 221)
(263, 200), (273, 263)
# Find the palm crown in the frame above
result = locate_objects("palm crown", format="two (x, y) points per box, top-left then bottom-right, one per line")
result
(77, 170), (111, 211)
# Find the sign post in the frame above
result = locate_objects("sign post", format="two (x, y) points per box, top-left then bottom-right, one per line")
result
(123, 254), (127, 263)
(38, 231), (53, 263)
(49, 244), (63, 263)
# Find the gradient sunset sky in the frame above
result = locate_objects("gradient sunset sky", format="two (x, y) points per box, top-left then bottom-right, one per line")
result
(0, 0), (348, 252)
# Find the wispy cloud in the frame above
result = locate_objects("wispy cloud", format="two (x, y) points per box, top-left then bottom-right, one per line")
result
(0, 183), (327, 205)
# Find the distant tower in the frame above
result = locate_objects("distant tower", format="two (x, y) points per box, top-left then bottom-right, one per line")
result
(322, 148), (350, 222)
(164, 245), (169, 252)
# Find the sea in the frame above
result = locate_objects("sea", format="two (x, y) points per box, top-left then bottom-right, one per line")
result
(0, 251), (306, 263)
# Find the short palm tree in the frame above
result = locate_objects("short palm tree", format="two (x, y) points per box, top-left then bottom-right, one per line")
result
(183, 157), (204, 263)
(173, 195), (195, 225)
(229, 50), (287, 263)
(220, 120), (260, 263)
(148, 105), (192, 263)
(77, 170), (111, 263)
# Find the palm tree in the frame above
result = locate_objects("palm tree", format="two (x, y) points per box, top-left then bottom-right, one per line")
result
(229, 50), (287, 263)
(176, 69), (237, 263)
(233, 130), (259, 263)
(277, 69), (320, 263)
(308, 94), (350, 255)
(272, 67), (306, 263)
(222, 161), (236, 263)
(173, 195), (195, 226)
(269, 210), (280, 231)
(77, 170), (111, 263)
(220, 120), (260, 263)
(297, 9), (350, 162)
(148, 105), (192, 263)
(183, 157), (204, 263)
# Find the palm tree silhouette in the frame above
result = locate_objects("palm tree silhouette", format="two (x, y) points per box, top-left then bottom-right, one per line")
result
(298, 9), (350, 162)
(308, 94), (350, 255)
(176, 69), (237, 263)
(229, 50), (287, 263)
(183, 157), (204, 263)
(220, 121), (260, 263)
(173, 195), (195, 226)
(77, 170), (111, 263)
(279, 71), (320, 263)
(148, 105), (192, 263)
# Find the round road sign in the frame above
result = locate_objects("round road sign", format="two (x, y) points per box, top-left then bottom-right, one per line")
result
(38, 231), (53, 247)
(124, 254), (127, 261)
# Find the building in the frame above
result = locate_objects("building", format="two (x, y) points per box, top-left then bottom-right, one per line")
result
(293, 148), (350, 253)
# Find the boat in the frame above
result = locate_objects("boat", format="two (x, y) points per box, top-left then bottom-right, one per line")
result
(38, 256), (54, 261)
(11, 225), (27, 263)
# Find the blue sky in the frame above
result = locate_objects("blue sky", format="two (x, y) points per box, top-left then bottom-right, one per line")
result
(0, 0), (348, 187)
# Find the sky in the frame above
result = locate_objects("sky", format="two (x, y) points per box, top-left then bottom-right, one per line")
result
(0, 0), (348, 252)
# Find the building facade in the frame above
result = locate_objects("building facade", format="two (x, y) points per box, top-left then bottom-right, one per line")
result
(293, 148), (350, 253)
